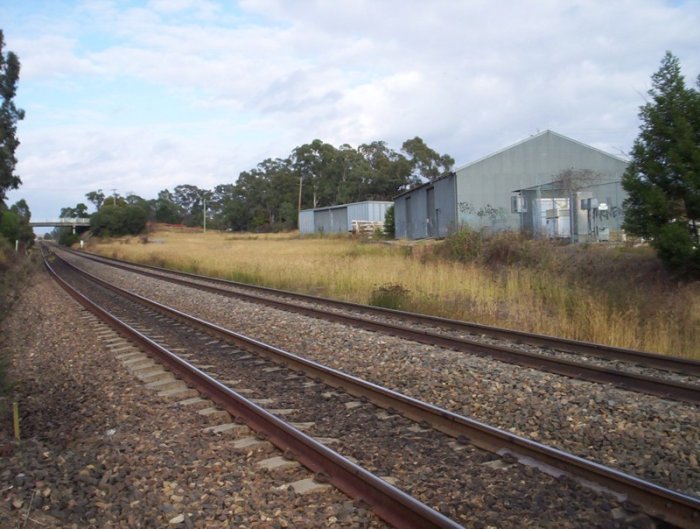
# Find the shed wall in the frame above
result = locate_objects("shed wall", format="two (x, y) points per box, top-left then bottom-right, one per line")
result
(432, 174), (458, 237)
(346, 201), (392, 223)
(455, 131), (628, 232)
(395, 197), (408, 239)
(299, 201), (393, 234)
(315, 209), (334, 233)
(298, 210), (315, 234)
(395, 174), (457, 239)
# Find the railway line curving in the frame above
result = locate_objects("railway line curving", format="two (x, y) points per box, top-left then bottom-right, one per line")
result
(64, 247), (700, 403)
(45, 246), (700, 528)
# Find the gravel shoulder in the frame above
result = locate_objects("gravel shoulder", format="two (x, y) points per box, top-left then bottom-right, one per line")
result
(0, 265), (385, 528)
(63, 251), (700, 498)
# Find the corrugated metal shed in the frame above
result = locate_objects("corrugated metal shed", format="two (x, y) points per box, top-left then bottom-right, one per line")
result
(298, 201), (393, 235)
(394, 130), (628, 240)
(395, 173), (456, 239)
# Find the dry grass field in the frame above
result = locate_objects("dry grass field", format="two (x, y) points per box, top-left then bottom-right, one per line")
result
(86, 226), (700, 359)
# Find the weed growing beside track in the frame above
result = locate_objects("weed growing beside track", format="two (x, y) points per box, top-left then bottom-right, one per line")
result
(0, 243), (38, 397)
(86, 228), (699, 358)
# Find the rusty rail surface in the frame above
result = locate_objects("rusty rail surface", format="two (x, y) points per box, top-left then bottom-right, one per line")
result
(63, 248), (700, 404)
(49, 248), (700, 529)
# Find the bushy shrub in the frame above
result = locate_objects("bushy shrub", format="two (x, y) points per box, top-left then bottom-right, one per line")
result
(368, 283), (410, 310)
(91, 204), (148, 236)
(438, 226), (483, 262)
(384, 205), (395, 238)
(436, 227), (554, 268)
(58, 231), (80, 247)
(0, 235), (12, 270)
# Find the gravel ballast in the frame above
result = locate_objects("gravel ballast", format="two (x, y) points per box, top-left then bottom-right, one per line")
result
(63, 250), (700, 499)
(0, 265), (386, 528)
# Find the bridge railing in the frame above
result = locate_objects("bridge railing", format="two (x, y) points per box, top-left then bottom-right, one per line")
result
(29, 217), (91, 227)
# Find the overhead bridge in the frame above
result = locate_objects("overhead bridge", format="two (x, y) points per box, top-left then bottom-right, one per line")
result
(29, 218), (91, 233)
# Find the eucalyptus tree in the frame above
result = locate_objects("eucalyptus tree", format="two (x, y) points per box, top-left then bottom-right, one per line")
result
(401, 136), (455, 183)
(0, 30), (24, 203)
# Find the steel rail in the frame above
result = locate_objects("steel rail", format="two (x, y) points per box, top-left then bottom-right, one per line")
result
(67, 247), (700, 376)
(51, 249), (700, 529)
(62, 248), (700, 404)
(43, 250), (464, 529)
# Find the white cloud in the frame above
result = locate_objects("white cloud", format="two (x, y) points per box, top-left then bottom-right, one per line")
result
(4, 0), (700, 220)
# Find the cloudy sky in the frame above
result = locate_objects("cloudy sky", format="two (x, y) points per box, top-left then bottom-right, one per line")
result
(3, 0), (699, 221)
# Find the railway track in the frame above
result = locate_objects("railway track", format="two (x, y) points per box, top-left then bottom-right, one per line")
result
(63, 247), (700, 404)
(45, 247), (700, 528)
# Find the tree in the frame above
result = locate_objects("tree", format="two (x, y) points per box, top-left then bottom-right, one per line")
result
(402, 136), (454, 183)
(622, 52), (700, 275)
(0, 30), (24, 203)
(358, 141), (416, 198)
(173, 184), (209, 227)
(9, 198), (33, 244)
(0, 209), (18, 241)
(85, 189), (106, 210)
(154, 189), (184, 224)
(90, 204), (147, 236)
(53, 203), (89, 242)
(292, 140), (340, 210)
(60, 203), (88, 218)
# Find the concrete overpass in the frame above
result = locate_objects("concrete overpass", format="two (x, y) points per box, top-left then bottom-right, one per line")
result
(29, 217), (91, 233)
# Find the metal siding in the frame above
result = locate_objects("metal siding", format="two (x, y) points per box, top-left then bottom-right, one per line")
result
(298, 210), (315, 234)
(346, 202), (367, 222)
(426, 188), (436, 237)
(434, 174), (457, 237)
(395, 198), (407, 238)
(315, 209), (333, 233)
(347, 201), (392, 223)
(455, 131), (628, 232)
(373, 202), (393, 222)
(407, 187), (429, 239)
(331, 208), (348, 232)
(304, 201), (393, 234)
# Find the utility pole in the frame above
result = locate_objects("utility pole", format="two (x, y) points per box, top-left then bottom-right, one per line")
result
(297, 174), (303, 215)
(111, 188), (117, 206)
(198, 193), (207, 233)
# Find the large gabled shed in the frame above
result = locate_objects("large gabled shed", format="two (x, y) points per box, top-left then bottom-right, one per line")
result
(394, 130), (628, 241)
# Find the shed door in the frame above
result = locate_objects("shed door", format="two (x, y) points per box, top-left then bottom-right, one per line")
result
(405, 197), (412, 239)
(426, 187), (435, 237)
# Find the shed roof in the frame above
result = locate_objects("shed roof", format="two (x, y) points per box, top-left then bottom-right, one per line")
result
(299, 200), (393, 213)
(454, 130), (627, 174)
(393, 171), (455, 199)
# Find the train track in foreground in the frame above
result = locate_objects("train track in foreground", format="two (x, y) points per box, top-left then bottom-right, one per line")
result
(63, 247), (700, 405)
(46, 248), (700, 528)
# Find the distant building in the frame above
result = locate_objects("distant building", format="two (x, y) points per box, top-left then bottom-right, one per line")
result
(394, 130), (628, 241)
(298, 201), (393, 235)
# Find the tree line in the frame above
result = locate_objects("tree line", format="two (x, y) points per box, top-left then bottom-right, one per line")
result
(62, 137), (454, 235)
(0, 30), (30, 250)
(2, 26), (698, 277)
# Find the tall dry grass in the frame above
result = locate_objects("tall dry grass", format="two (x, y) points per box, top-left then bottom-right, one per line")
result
(87, 229), (700, 358)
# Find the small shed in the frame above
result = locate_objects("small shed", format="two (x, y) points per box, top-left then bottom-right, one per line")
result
(298, 201), (393, 235)
(513, 177), (626, 242)
(394, 172), (457, 240)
